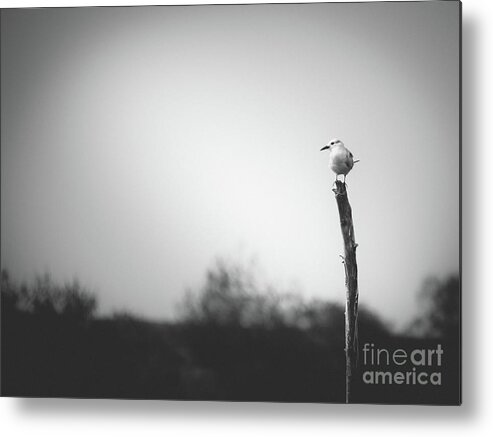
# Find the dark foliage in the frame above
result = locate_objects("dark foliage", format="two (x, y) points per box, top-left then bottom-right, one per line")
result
(0, 266), (460, 404)
(407, 275), (461, 339)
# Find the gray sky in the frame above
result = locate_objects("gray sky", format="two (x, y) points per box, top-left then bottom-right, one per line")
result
(1, 2), (460, 329)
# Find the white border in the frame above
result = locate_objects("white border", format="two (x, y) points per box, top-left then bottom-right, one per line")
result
(2, 0), (492, 436)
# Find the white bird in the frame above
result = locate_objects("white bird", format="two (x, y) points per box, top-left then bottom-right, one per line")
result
(320, 138), (359, 183)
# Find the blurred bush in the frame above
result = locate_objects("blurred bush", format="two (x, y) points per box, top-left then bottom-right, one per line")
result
(407, 275), (460, 340)
(1, 265), (459, 404)
(1, 270), (96, 322)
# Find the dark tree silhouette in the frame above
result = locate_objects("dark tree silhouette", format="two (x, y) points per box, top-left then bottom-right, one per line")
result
(1, 266), (459, 404)
(178, 259), (302, 328)
(407, 275), (460, 339)
(1, 270), (97, 321)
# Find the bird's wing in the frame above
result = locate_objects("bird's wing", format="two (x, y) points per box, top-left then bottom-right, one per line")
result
(347, 150), (359, 163)
(345, 150), (354, 164)
(345, 149), (356, 169)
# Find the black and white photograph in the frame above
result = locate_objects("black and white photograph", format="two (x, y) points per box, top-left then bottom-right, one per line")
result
(1, 1), (460, 405)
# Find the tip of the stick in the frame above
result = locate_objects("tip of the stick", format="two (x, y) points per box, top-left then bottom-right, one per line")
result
(332, 180), (347, 195)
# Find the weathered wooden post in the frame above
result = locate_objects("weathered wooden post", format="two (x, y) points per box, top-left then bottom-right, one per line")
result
(332, 180), (359, 403)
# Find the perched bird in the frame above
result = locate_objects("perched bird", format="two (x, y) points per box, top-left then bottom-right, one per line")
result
(320, 138), (359, 183)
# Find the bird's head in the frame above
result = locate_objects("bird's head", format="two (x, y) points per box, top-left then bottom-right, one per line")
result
(320, 138), (344, 151)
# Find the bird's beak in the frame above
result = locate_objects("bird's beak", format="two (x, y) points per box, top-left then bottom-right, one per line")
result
(320, 145), (330, 151)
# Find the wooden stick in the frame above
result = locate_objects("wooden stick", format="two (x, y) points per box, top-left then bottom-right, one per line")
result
(332, 180), (359, 403)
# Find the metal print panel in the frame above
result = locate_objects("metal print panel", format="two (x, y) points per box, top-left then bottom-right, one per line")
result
(0, 1), (461, 405)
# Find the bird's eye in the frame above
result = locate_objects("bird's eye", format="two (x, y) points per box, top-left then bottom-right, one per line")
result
(330, 142), (334, 145)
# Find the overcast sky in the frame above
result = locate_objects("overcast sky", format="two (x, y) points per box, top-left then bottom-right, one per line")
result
(1, 2), (460, 328)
